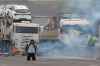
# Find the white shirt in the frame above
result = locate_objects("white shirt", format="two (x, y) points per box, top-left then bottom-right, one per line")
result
(28, 45), (35, 53)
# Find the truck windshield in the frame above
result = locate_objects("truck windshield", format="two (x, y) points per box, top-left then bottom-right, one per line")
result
(16, 26), (38, 33)
(15, 14), (31, 20)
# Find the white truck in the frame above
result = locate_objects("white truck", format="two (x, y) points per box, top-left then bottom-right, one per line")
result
(6, 4), (32, 22)
(10, 21), (40, 54)
(0, 5), (33, 55)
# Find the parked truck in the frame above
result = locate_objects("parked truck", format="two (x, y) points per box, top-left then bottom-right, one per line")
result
(6, 4), (32, 22)
(10, 21), (40, 55)
(0, 5), (38, 55)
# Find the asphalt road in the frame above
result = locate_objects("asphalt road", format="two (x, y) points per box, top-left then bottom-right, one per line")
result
(0, 56), (99, 66)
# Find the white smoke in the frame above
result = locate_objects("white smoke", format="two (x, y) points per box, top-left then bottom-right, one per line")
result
(38, 0), (98, 59)
(38, 29), (96, 58)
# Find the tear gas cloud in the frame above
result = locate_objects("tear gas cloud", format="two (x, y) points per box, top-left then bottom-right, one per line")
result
(38, 0), (98, 58)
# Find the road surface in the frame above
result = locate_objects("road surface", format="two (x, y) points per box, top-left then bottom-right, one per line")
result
(0, 56), (99, 66)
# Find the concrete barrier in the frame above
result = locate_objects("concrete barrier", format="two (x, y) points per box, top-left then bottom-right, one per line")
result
(39, 31), (59, 40)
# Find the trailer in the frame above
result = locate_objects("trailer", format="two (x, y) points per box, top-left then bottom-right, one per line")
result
(0, 7), (13, 56)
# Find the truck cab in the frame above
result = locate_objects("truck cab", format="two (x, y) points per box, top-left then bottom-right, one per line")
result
(6, 4), (32, 22)
(11, 22), (39, 55)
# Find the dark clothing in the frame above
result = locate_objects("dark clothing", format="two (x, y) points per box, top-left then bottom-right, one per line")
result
(26, 40), (37, 61)
(27, 53), (36, 61)
(25, 44), (29, 55)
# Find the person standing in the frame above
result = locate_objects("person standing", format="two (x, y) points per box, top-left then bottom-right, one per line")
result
(26, 40), (37, 61)
(88, 35), (97, 47)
